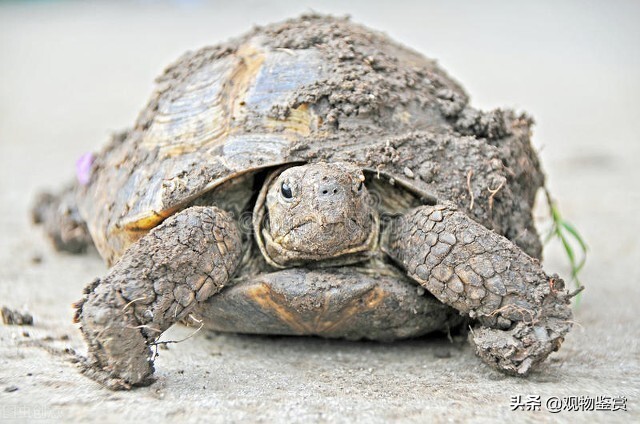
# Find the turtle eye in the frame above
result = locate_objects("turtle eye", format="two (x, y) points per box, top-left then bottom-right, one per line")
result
(281, 182), (293, 200)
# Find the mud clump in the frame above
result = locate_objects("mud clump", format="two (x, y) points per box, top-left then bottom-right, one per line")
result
(1, 306), (34, 326)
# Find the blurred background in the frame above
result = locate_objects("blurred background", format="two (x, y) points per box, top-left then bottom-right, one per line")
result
(1, 1), (638, 421)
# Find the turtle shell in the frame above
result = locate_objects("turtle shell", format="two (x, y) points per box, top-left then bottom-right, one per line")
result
(78, 15), (541, 264)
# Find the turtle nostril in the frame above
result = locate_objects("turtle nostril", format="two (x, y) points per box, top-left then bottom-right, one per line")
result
(318, 181), (341, 198)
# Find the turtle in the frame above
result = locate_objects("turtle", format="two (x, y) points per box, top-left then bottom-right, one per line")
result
(32, 15), (576, 389)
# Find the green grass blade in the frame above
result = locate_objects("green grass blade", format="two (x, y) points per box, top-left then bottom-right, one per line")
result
(543, 188), (587, 307)
(560, 221), (588, 252)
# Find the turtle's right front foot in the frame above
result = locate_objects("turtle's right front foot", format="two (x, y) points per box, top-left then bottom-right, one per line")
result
(74, 206), (242, 389)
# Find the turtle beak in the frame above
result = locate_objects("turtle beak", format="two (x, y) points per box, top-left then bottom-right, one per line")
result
(274, 215), (318, 244)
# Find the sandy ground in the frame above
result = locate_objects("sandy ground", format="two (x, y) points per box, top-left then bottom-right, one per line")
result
(1, 1), (639, 422)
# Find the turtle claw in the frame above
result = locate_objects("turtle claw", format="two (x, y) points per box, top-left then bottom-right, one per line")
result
(470, 320), (568, 376)
(76, 355), (155, 390)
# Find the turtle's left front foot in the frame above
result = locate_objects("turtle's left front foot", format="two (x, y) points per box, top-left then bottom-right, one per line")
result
(383, 204), (575, 376)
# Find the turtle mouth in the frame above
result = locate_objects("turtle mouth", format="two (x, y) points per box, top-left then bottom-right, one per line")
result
(275, 220), (314, 242)
(279, 223), (353, 251)
(273, 218), (368, 244)
(275, 216), (371, 251)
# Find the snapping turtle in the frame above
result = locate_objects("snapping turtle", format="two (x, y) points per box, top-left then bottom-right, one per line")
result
(33, 15), (575, 389)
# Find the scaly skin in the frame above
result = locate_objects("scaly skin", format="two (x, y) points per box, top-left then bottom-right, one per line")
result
(74, 206), (242, 389)
(382, 204), (573, 375)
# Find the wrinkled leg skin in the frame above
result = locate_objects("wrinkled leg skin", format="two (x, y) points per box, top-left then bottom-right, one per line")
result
(383, 204), (575, 376)
(74, 206), (242, 389)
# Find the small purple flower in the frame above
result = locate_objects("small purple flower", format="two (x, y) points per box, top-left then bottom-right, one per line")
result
(76, 152), (94, 186)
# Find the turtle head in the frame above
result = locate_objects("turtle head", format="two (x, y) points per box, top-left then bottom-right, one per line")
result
(254, 162), (379, 267)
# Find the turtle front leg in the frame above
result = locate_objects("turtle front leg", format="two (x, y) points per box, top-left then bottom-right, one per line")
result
(74, 206), (242, 389)
(382, 204), (575, 376)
